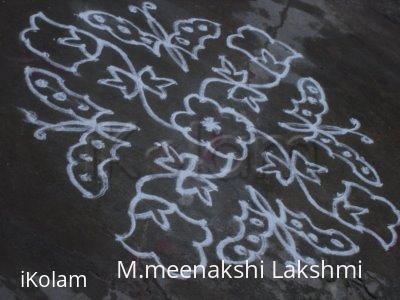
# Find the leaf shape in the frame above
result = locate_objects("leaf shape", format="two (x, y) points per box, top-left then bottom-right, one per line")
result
(138, 66), (177, 99)
(177, 175), (218, 206)
(153, 142), (197, 172)
(256, 152), (293, 186)
(98, 121), (139, 134)
(278, 121), (311, 132)
(98, 66), (140, 100)
(291, 150), (328, 184)
(99, 65), (176, 100)
(133, 196), (176, 230)
(212, 55), (248, 82)
(227, 85), (267, 113)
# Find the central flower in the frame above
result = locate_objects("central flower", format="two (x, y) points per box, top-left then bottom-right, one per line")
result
(171, 94), (255, 160)
(200, 116), (222, 133)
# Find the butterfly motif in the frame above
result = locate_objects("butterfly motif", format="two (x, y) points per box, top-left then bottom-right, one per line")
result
(217, 185), (359, 265)
(280, 77), (380, 187)
(21, 67), (139, 199)
(20, 12), (177, 103)
(79, 1), (221, 72)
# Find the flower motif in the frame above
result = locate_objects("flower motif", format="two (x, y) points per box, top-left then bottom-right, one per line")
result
(171, 94), (255, 160)
(200, 117), (222, 133)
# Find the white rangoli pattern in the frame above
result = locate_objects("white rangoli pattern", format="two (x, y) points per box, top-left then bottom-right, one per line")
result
(19, 1), (399, 276)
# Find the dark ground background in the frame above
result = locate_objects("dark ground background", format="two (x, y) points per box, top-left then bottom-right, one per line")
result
(1, 0), (400, 299)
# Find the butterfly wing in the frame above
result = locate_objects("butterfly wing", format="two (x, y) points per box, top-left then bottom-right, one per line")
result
(163, 18), (221, 72)
(276, 199), (359, 258)
(311, 134), (381, 187)
(25, 66), (111, 120)
(79, 10), (161, 55)
(67, 130), (130, 199)
(285, 77), (328, 125)
(169, 18), (221, 59)
(216, 199), (273, 264)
